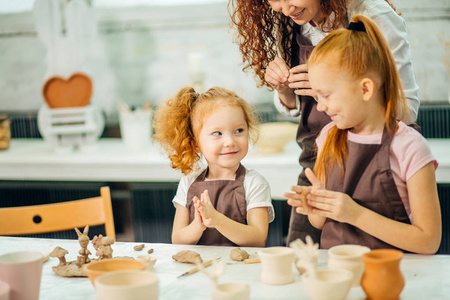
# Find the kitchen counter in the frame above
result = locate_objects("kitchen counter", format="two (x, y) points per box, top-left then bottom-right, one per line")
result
(0, 138), (449, 199)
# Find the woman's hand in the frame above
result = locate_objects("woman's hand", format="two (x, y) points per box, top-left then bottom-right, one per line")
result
(288, 64), (317, 99)
(265, 57), (297, 108)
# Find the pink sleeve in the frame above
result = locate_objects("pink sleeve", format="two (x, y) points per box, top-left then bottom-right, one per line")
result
(316, 122), (336, 153)
(393, 129), (438, 182)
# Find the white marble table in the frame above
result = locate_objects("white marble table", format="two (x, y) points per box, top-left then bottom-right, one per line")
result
(0, 138), (449, 199)
(0, 236), (449, 300)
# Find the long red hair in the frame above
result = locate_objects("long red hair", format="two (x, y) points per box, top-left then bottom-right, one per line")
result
(308, 15), (409, 183)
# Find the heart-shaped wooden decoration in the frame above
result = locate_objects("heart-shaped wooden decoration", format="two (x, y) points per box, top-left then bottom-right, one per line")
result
(42, 73), (93, 108)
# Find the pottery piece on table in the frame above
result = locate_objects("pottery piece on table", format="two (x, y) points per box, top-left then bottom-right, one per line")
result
(42, 73), (92, 108)
(290, 236), (319, 275)
(361, 249), (405, 300)
(75, 226), (91, 267)
(211, 282), (250, 300)
(172, 250), (202, 264)
(48, 246), (69, 267)
(92, 235), (114, 260)
(258, 247), (295, 285)
(302, 269), (353, 300)
(95, 270), (159, 300)
(136, 255), (157, 271)
(84, 259), (147, 286)
(230, 248), (249, 262)
(328, 244), (370, 287)
(0, 280), (9, 300)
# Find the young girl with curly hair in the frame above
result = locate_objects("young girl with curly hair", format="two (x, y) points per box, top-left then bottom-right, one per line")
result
(153, 86), (274, 247)
(284, 15), (441, 254)
(229, 0), (420, 245)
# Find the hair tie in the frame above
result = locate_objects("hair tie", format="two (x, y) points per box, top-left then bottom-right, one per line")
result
(347, 21), (366, 32)
(193, 92), (200, 101)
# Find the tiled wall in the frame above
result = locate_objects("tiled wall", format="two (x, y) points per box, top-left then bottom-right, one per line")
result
(0, 0), (448, 125)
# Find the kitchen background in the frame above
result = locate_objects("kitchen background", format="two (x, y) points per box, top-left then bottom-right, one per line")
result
(0, 0), (449, 251)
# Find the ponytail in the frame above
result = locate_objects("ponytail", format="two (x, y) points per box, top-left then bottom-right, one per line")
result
(310, 14), (409, 183)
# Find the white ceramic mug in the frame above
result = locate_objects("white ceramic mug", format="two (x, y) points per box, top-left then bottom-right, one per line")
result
(95, 270), (159, 300)
(328, 244), (370, 287)
(211, 282), (250, 300)
(0, 251), (44, 300)
(258, 247), (295, 285)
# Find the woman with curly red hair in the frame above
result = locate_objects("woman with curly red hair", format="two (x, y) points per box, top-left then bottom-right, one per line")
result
(229, 0), (420, 245)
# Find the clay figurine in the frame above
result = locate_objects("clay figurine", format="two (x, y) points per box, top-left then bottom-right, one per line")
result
(290, 235), (319, 276)
(49, 246), (69, 266)
(75, 226), (91, 267)
(96, 236), (115, 260)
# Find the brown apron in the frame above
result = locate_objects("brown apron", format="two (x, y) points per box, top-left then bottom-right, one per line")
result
(186, 164), (247, 246)
(321, 126), (411, 250)
(286, 27), (331, 245)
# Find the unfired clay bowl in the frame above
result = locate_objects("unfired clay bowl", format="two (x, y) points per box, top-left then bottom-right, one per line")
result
(94, 270), (158, 300)
(257, 122), (298, 154)
(211, 282), (250, 300)
(136, 255), (157, 271)
(328, 244), (370, 287)
(302, 269), (353, 300)
(84, 259), (146, 286)
(258, 247), (295, 285)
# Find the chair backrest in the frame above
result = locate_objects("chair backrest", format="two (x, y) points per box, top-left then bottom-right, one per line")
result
(0, 186), (115, 240)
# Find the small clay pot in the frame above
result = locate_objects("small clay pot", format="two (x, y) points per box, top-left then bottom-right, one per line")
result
(302, 269), (353, 300)
(258, 247), (295, 285)
(361, 249), (404, 300)
(328, 244), (370, 287)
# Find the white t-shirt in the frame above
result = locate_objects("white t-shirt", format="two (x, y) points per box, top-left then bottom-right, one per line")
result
(274, 0), (420, 123)
(172, 169), (275, 223)
(316, 121), (438, 222)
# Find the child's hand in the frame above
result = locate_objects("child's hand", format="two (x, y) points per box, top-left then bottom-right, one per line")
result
(196, 190), (219, 228)
(284, 185), (313, 215)
(192, 196), (207, 232)
(305, 168), (361, 224)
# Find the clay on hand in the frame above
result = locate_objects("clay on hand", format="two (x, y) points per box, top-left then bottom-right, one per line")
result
(230, 247), (249, 262)
(172, 250), (203, 264)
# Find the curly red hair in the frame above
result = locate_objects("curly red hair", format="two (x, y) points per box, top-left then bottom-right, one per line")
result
(229, 0), (400, 89)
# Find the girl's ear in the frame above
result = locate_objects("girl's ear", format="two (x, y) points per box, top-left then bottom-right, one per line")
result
(360, 78), (374, 102)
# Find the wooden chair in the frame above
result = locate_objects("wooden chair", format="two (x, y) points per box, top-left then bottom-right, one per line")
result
(0, 186), (116, 240)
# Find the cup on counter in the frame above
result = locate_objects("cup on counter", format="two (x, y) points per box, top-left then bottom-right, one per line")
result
(328, 244), (370, 287)
(95, 270), (159, 300)
(258, 247), (295, 285)
(119, 108), (152, 152)
(0, 251), (44, 300)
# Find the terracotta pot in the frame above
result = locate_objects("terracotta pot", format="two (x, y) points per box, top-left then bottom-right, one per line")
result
(361, 249), (404, 300)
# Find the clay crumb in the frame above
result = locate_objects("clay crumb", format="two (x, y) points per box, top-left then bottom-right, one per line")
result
(172, 250), (202, 264)
(148, 248), (154, 254)
(134, 244), (145, 251)
(230, 247), (249, 261)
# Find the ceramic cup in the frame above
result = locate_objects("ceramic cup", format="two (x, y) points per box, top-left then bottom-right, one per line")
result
(328, 244), (370, 287)
(258, 247), (295, 285)
(211, 282), (250, 300)
(0, 281), (9, 300)
(95, 270), (159, 300)
(0, 251), (44, 300)
(119, 109), (152, 151)
(136, 255), (157, 271)
(302, 269), (353, 300)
